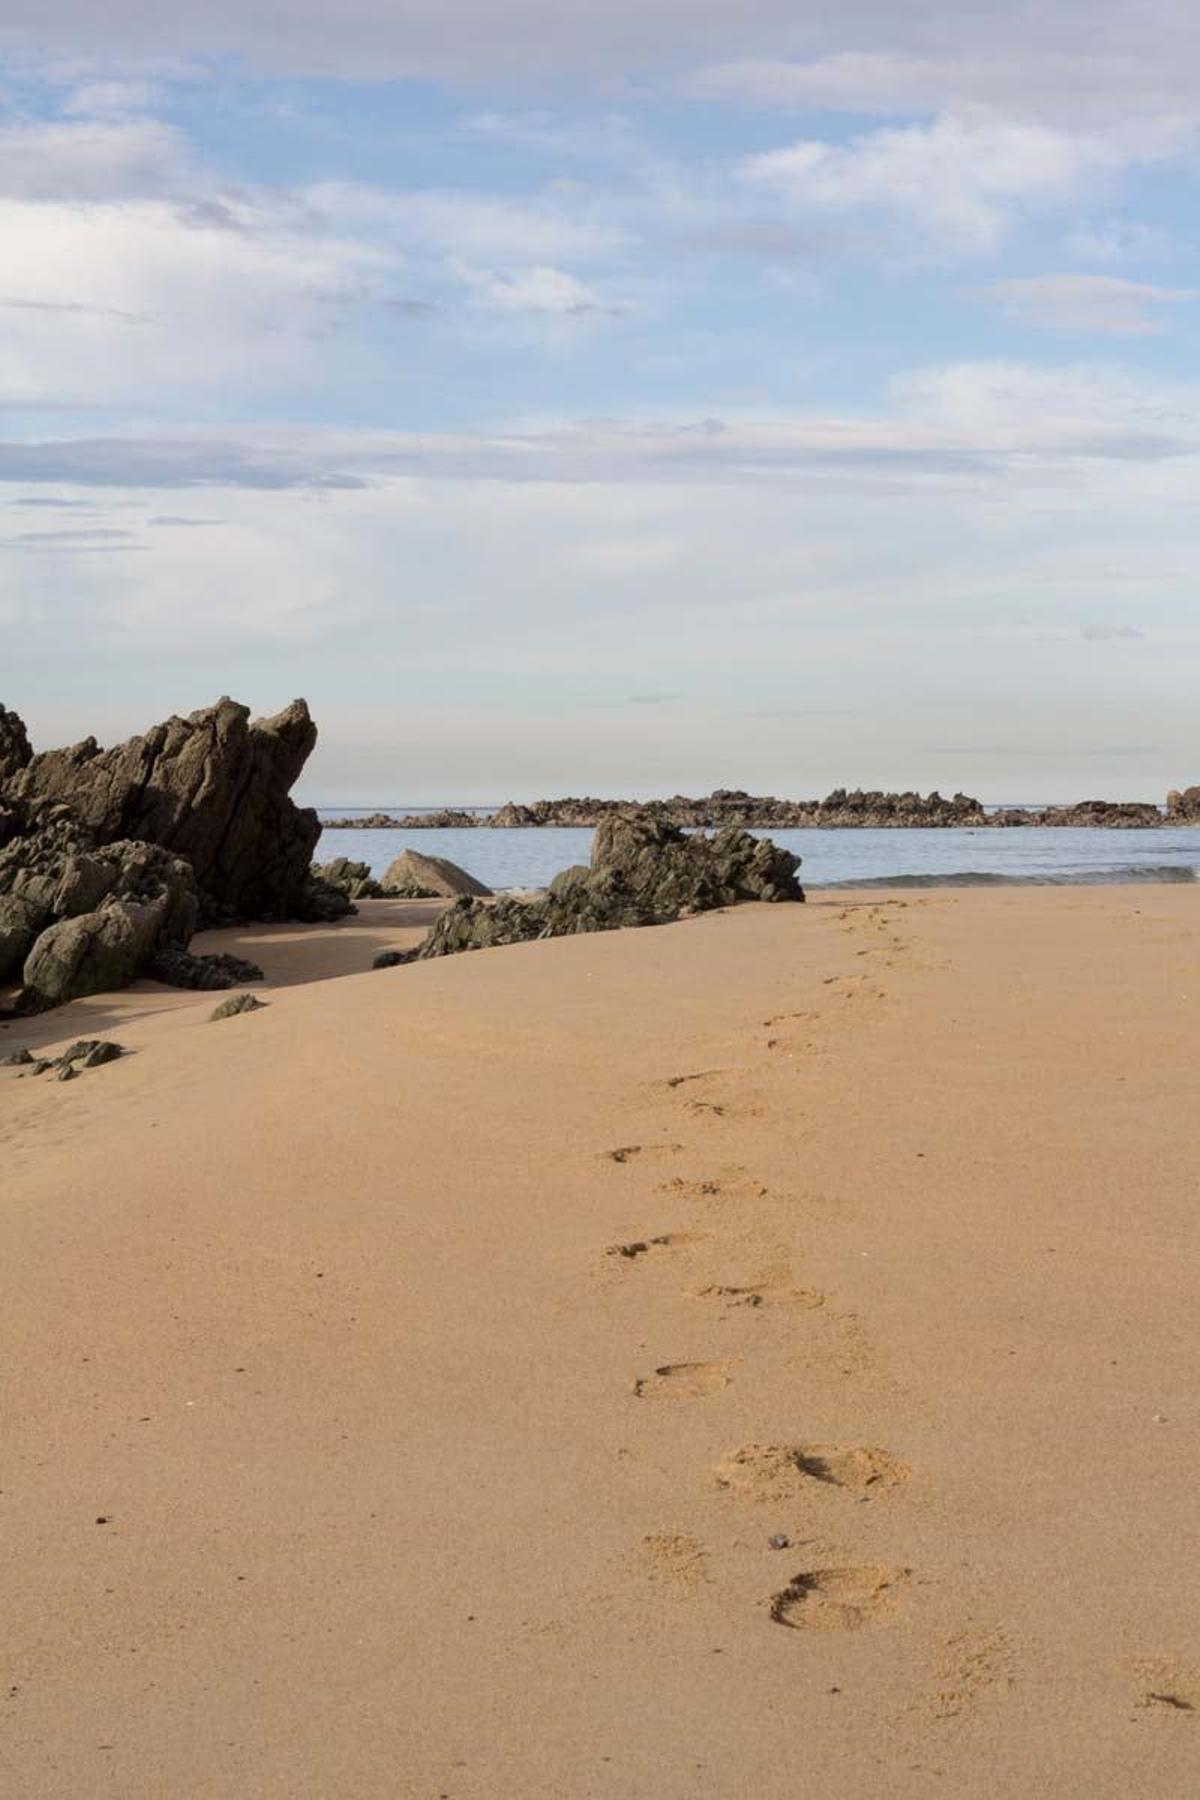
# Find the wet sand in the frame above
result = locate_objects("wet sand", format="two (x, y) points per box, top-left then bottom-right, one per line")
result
(2, 886), (1199, 1797)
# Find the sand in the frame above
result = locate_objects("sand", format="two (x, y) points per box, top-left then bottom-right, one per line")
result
(2, 885), (1199, 1797)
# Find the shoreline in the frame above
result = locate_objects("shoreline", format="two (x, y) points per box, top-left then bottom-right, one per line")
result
(4, 885), (1200, 1794)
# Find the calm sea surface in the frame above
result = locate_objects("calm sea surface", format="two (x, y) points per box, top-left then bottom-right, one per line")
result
(315, 809), (1200, 891)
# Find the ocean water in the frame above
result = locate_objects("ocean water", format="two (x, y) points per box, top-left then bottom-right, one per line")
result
(315, 810), (1200, 892)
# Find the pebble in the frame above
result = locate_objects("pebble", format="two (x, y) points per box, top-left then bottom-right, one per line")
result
(768, 1534), (790, 1550)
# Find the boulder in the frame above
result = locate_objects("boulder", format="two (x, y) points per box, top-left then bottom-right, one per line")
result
(7, 696), (338, 920)
(210, 993), (266, 1020)
(380, 849), (493, 899)
(1, 825), (198, 1005)
(23, 894), (182, 1007)
(1167, 787), (1200, 822)
(415, 818), (802, 961)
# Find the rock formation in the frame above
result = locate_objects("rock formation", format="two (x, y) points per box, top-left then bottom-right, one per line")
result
(7, 697), (335, 920)
(311, 857), (383, 900)
(1, 695), (348, 1008)
(0, 706), (32, 783)
(379, 850), (493, 899)
(415, 817), (803, 961)
(1167, 787), (1200, 822)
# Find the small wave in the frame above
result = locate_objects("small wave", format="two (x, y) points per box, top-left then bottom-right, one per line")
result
(813, 864), (1200, 890)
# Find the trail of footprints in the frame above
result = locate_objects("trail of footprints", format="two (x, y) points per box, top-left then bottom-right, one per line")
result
(599, 1047), (915, 1641)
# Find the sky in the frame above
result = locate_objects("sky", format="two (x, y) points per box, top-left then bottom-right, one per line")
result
(1, 2), (1198, 803)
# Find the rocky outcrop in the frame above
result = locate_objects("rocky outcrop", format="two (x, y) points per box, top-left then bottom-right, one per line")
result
(415, 818), (803, 961)
(147, 947), (265, 990)
(0, 801), (197, 1001)
(7, 697), (336, 920)
(1167, 787), (1200, 822)
(311, 857), (383, 900)
(321, 808), (482, 830)
(380, 850), (492, 899)
(0, 706), (32, 783)
(989, 801), (1163, 828)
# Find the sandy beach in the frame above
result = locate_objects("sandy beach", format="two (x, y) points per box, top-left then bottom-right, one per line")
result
(2, 885), (1198, 1797)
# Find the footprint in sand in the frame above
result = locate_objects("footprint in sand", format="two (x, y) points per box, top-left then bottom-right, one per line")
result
(769, 1565), (907, 1631)
(713, 1441), (908, 1500)
(605, 1231), (709, 1261)
(693, 1282), (827, 1313)
(601, 1143), (684, 1165)
(632, 1361), (732, 1400)
(929, 1628), (1016, 1720)
(1125, 1658), (1200, 1717)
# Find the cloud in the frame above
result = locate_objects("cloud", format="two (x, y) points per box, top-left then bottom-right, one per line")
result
(984, 274), (1197, 335)
(0, 118), (187, 200)
(741, 114), (1177, 255)
(463, 263), (615, 315)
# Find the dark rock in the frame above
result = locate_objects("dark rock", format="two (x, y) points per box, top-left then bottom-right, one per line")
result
(311, 857), (383, 900)
(7, 697), (330, 919)
(379, 850), (492, 899)
(0, 705), (32, 782)
(58, 1039), (123, 1068)
(56, 1061), (78, 1082)
(147, 946), (265, 990)
(1, 1047), (32, 1065)
(293, 875), (358, 923)
(372, 949), (414, 969)
(210, 993), (266, 1020)
(415, 818), (803, 961)
(320, 808), (481, 830)
(3, 828), (198, 1007)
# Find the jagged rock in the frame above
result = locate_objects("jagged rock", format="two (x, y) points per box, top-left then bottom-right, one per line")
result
(990, 801), (1163, 828)
(311, 857), (383, 900)
(1, 1046), (32, 1065)
(380, 850), (492, 899)
(147, 946), (265, 990)
(210, 993), (266, 1020)
(320, 808), (481, 830)
(7, 696), (335, 919)
(591, 816), (804, 907)
(416, 818), (803, 961)
(0, 706), (32, 782)
(1167, 787), (1200, 822)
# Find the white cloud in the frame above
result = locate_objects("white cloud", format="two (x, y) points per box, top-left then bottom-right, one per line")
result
(741, 113), (1178, 255)
(0, 117), (187, 200)
(985, 274), (1197, 335)
(463, 263), (611, 315)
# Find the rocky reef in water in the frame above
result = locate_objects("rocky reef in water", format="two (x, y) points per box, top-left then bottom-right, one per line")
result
(404, 816), (803, 962)
(323, 786), (1190, 830)
(1, 698), (350, 1010)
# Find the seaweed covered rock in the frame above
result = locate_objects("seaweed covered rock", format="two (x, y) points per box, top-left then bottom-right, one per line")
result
(380, 850), (492, 899)
(416, 819), (802, 960)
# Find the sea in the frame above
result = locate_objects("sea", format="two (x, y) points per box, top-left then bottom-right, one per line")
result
(314, 807), (1200, 892)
